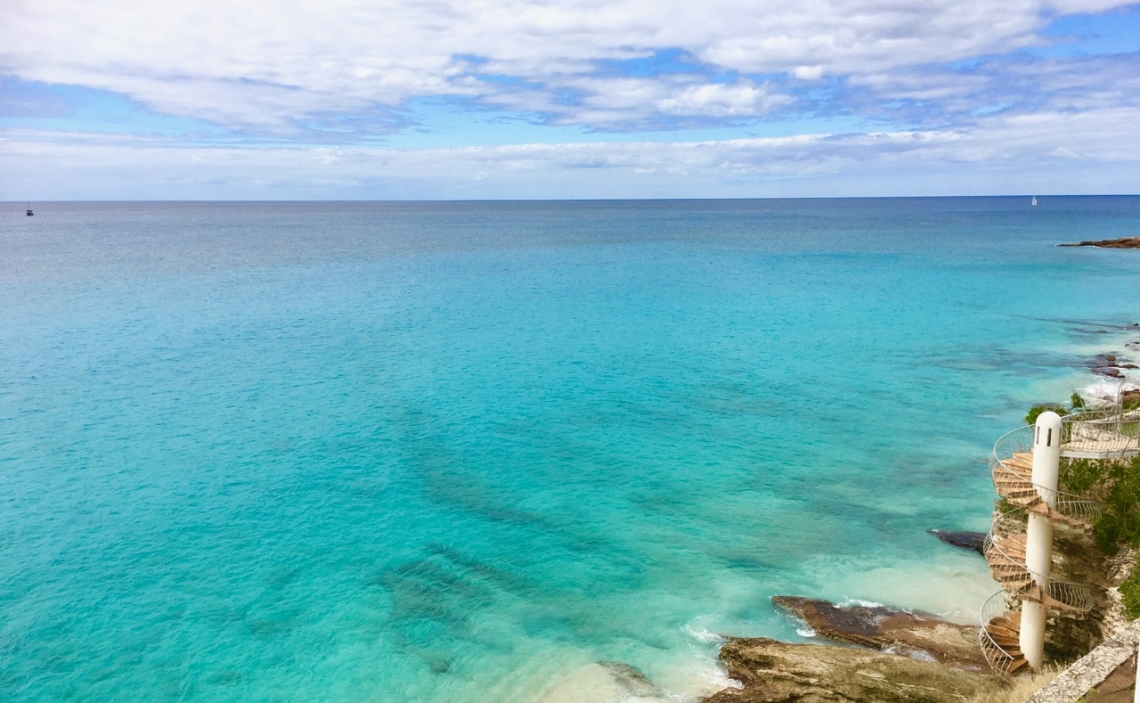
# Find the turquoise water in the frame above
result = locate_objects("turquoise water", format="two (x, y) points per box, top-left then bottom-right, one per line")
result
(2, 198), (1140, 702)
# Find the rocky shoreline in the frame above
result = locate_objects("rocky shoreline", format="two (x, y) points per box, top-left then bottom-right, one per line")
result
(771, 597), (990, 671)
(697, 321), (1139, 703)
(703, 636), (996, 703)
(693, 596), (1003, 702)
(695, 497), (1116, 702)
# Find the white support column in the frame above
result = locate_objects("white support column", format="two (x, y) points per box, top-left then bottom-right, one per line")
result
(1135, 638), (1140, 703)
(1020, 411), (1062, 670)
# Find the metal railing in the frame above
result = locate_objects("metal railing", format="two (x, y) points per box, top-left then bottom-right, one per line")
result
(1043, 580), (1097, 613)
(990, 426), (1101, 527)
(977, 590), (1020, 679)
(983, 511), (1096, 614)
(979, 413), (1119, 678)
(1061, 409), (1140, 459)
(983, 510), (1026, 575)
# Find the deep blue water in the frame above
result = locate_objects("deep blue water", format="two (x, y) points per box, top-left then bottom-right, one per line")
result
(2, 198), (1140, 702)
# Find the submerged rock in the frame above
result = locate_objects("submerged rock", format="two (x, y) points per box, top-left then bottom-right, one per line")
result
(597, 661), (660, 698)
(536, 662), (670, 703)
(702, 637), (996, 703)
(1087, 354), (1134, 377)
(928, 529), (986, 555)
(771, 596), (989, 671)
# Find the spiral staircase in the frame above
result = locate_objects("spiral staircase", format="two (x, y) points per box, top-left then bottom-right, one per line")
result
(975, 409), (1140, 678)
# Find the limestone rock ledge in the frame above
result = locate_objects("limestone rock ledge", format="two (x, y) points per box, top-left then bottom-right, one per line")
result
(702, 637), (997, 703)
(772, 596), (990, 671)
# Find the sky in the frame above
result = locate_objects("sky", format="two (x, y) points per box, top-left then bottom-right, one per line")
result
(1, 0), (1139, 199)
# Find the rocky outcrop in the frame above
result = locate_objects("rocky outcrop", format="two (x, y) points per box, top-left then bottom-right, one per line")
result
(771, 596), (990, 671)
(1059, 238), (1140, 249)
(1088, 354), (1137, 377)
(928, 529), (986, 554)
(702, 637), (997, 703)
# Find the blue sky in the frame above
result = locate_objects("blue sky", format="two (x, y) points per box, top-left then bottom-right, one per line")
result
(2, 0), (1139, 199)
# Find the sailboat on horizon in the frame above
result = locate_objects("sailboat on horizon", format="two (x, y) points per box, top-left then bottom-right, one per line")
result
(1031, 195), (1038, 206)
(25, 202), (33, 216)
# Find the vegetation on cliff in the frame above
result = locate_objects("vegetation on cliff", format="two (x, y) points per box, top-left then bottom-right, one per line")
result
(1034, 392), (1140, 617)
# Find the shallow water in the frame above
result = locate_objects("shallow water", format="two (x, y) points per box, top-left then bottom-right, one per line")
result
(2, 198), (1139, 702)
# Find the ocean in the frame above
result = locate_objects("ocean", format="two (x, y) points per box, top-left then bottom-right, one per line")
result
(2, 197), (1139, 702)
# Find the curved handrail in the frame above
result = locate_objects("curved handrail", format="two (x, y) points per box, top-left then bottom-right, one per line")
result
(977, 590), (1020, 679)
(1062, 409), (1140, 457)
(983, 510), (1026, 575)
(991, 426), (1101, 526)
(992, 424), (1034, 465)
(983, 511), (1095, 614)
(1045, 580), (1097, 613)
(1062, 407), (1140, 423)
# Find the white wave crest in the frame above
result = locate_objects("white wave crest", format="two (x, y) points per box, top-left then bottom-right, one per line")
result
(682, 621), (725, 645)
(836, 598), (884, 608)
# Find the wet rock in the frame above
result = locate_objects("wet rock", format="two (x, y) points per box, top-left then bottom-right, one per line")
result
(771, 596), (989, 671)
(702, 637), (997, 703)
(928, 529), (986, 555)
(1089, 354), (1125, 368)
(1094, 367), (1124, 378)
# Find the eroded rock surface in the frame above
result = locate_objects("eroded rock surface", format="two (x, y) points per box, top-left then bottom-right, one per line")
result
(702, 637), (996, 703)
(771, 596), (989, 671)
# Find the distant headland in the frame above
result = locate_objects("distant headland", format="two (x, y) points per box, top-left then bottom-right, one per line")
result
(1058, 238), (1140, 248)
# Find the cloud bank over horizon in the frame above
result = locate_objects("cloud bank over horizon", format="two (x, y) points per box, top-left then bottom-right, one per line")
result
(2, 0), (1138, 198)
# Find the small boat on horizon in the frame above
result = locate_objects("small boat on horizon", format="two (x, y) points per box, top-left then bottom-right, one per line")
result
(1031, 195), (1038, 206)
(26, 203), (33, 216)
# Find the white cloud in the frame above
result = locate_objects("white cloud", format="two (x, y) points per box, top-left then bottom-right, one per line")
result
(1, 0), (1134, 130)
(793, 66), (824, 81)
(842, 51), (1140, 124)
(476, 75), (790, 127)
(4, 105), (1138, 198)
(656, 82), (790, 117)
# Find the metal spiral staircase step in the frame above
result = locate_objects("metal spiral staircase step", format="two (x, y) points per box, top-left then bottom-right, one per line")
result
(1018, 585), (1090, 619)
(1007, 451), (1033, 465)
(981, 610), (1029, 676)
(991, 426), (1102, 533)
(983, 515), (1097, 617)
(1024, 502), (1094, 532)
(979, 420), (1118, 677)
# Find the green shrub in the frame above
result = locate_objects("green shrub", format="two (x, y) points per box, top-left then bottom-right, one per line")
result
(1092, 456), (1140, 552)
(1121, 556), (1140, 620)
(1060, 458), (1106, 495)
(1026, 404), (1067, 426)
(1058, 454), (1140, 553)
